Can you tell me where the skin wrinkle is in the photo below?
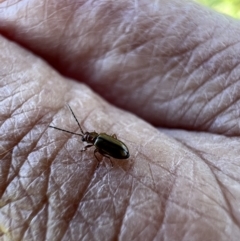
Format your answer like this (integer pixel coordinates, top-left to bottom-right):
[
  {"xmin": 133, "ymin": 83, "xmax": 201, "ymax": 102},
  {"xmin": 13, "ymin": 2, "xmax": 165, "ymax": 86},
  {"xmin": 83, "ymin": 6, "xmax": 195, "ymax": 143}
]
[
  {"xmin": 165, "ymin": 67, "xmax": 187, "ymax": 123},
  {"xmin": 167, "ymin": 187, "xmax": 226, "ymax": 226},
  {"xmin": 191, "ymin": 77, "xmax": 226, "ymax": 128},
  {"xmin": 226, "ymin": 124, "xmax": 239, "ymax": 136},
  {"xmin": 38, "ymin": 148, "xmax": 55, "ymax": 240},
  {"xmin": 1, "ymin": 90, "xmax": 36, "ymax": 112},
  {"xmin": 166, "ymin": 196, "xmax": 225, "ymax": 224},
  {"xmin": 0, "ymin": 110, "xmax": 50, "ymax": 199},
  {"xmin": 117, "ymin": 178, "xmax": 135, "ymax": 234},
  {"xmin": 125, "ymin": 166, "xmax": 174, "ymax": 230},
  {"xmin": 7, "ymin": 101, "xmax": 80, "ymax": 239},
  {"xmin": 203, "ymin": 43, "xmax": 240, "ymax": 77},
  {"xmin": 72, "ymin": 187, "xmax": 112, "ymax": 238},
  {"xmin": 58, "ymin": 10, "xmax": 74, "ymax": 51},
  {"xmin": 209, "ymin": 104, "xmax": 240, "ymax": 134},
  {"xmin": 148, "ymin": 162, "xmax": 157, "ymax": 191},
  {"xmin": 0, "ymin": 69, "xmax": 26, "ymax": 90},
  {"xmin": 153, "ymin": 164, "xmax": 179, "ymax": 239},
  {"xmin": 167, "ymin": 31, "xmax": 240, "ymax": 125},
  {"xmin": 25, "ymin": 204, "xmax": 47, "ymax": 241},
  {"xmin": 90, "ymin": 166, "xmax": 159, "ymax": 239},
  {"xmin": 121, "ymin": 196, "xmax": 159, "ymax": 240},
  {"xmin": 1, "ymin": 80, "xmax": 51, "ymax": 122},
  {"xmin": 193, "ymin": 184, "xmax": 229, "ymax": 214},
  {"xmin": 175, "ymin": 172, "xmax": 222, "ymax": 205},
  {"xmin": 203, "ymin": 155, "xmax": 240, "ymax": 190},
  {"xmin": 200, "ymin": 93, "xmax": 239, "ymax": 133},
  {"xmin": 1, "ymin": 89, "xmax": 33, "ymax": 119},
  {"xmin": 0, "ymin": 152, "xmax": 12, "ymax": 198},
  {"xmin": 133, "ymin": 223, "xmax": 154, "ymax": 241},
  {"xmin": 116, "ymin": 20, "xmax": 160, "ymax": 56},
  {"xmin": 57, "ymin": 169, "xmax": 97, "ymax": 239},
  {"xmin": 107, "ymin": 3, "xmax": 231, "ymax": 130},
  {"xmin": 164, "ymin": 25, "xmax": 237, "ymax": 130},
  {"xmin": 108, "ymin": 171, "xmax": 127, "ymax": 196},
  {"xmin": 174, "ymin": 139, "xmax": 239, "ymax": 227},
  {"xmin": 43, "ymin": 141, "xmax": 93, "ymax": 240},
  {"xmin": 5, "ymin": 184, "xmax": 41, "ymax": 239},
  {"xmin": 17, "ymin": 185, "xmax": 47, "ymax": 240},
  {"xmin": 181, "ymin": 67, "xmax": 239, "ymax": 130},
  {"xmin": 203, "ymin": 165, "xmax": 240, "ymax": 229},
  {"xmin": 9, "ymin": 123, "xmax": 46, "ymax": 181},
  {"xmin": 39, "ymin": 203, "xmax": 48, "ymax": 241},
  {"xmin": 116, "ymin": 178, "xmax": 134, "ymax": 240},
  {"xmin": 104, "ymin": 203, "xmax": 126, "ymax": 239}
]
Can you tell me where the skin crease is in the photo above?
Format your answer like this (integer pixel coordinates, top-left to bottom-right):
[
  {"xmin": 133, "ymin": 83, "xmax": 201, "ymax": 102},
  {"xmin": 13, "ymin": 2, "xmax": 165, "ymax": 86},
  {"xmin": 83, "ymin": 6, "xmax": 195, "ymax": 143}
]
[{"xmin": 0, "ymin": 0, "xmax": 240, "ymax": 240}]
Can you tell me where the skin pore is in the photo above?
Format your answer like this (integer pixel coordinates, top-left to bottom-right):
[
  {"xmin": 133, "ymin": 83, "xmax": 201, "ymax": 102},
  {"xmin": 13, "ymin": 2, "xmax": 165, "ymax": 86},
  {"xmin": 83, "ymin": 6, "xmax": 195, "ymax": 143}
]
[{"xmin": 1, "ymin": 0, "xmax": 240, "ymax": 240}]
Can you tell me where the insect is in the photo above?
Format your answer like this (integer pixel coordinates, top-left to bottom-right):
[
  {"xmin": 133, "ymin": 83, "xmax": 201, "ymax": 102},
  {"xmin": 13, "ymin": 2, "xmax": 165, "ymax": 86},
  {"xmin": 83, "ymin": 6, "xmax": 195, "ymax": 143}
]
[{"xmin": 49, "ymin": 104, "xmax": 130, "ymax": 168}]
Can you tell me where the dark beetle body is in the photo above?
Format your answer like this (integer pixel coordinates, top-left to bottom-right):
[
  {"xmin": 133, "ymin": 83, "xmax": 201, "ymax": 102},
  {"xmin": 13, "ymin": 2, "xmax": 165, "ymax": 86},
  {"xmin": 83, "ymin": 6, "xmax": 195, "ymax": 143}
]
[
  {"xmin": 89, "ymin": 133, "xmax": 129, "ymax": 159},
  {"xmin": 49, "ymin": 104, "xmax": 130, "ymax": 167},
  {"xmin": 82, "ymin": 131, "xmax": 129, "ymax": 161}
]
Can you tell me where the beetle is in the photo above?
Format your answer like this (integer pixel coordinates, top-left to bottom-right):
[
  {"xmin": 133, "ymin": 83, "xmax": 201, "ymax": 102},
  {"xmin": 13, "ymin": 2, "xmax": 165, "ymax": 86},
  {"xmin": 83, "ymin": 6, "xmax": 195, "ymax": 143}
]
[{"xmin": 49, "ymin": 104, "xmax": 130, "ymax": 168}]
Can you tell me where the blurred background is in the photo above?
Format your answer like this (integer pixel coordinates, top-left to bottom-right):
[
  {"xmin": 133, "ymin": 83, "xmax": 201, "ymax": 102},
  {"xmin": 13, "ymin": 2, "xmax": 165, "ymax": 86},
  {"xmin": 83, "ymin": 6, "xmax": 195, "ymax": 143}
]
[{"xmin": 196, "ymin": 0, "xmax": 240, "ymax": 18}]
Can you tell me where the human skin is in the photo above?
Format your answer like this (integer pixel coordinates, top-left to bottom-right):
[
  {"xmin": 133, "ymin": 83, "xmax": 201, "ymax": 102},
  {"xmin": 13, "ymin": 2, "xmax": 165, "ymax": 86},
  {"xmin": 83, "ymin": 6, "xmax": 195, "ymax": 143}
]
[{"xmin": 1, "ymin": 0, "xmax": 240, "ymax": 240}]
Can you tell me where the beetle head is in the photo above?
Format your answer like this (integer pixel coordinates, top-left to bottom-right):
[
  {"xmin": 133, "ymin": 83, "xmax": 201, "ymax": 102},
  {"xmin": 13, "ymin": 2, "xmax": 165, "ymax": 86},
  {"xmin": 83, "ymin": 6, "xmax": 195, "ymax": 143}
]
[{"xmin": 82, "ymin": 132, "xmax": 98, "ymax": 144}]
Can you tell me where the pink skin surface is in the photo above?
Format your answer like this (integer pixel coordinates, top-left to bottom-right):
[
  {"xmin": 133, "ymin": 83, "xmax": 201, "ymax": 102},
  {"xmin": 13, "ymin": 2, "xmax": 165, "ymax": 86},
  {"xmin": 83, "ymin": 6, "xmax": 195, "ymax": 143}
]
[{"xmin": 1, "ymin": 0, "xmax": 240, "ymax": 240}]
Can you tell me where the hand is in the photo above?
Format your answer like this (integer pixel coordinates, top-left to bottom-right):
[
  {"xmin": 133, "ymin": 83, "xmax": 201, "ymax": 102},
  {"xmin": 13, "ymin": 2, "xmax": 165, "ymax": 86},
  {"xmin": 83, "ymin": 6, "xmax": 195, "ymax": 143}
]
[{"xmin": 1, "ymin": 1, "xmax": 240, "ymax": 240}]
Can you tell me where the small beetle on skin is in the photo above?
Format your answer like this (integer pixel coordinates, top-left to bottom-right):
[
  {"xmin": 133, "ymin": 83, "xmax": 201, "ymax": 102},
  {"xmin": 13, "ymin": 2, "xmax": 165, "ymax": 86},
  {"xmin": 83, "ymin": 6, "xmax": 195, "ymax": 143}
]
[{"xmin": 49, "ymin": 104, "xmax": 130, "ymax": 168}]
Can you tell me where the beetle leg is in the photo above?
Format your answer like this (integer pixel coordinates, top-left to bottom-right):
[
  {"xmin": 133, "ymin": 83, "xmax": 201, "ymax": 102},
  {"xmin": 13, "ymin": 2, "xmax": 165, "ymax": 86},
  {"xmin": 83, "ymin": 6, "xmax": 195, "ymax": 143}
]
[
  {"xmin": 107, "ymin": 156, "xmax": 114, "ymax": 167},
  {"xmin": 94, "ymin": 149, "xmax": 113, "ymax": 168},
  {"xmin": 96, "ymin": 149, "xmax": 113, "ymax": 167},
  {"xmin": 80, "ymin": 144, "xmax": 93, "ymax": 152},
  {"xmin": 102, "ymin": 154, "xmax": 113, "ymax": 167},
  {"xmin": 112, "ymin": 134, "xmax": 117, "ymax": 139},
  {"xmin": 94, "ymin": 149, "xmax": 102, "ymax": 168}
]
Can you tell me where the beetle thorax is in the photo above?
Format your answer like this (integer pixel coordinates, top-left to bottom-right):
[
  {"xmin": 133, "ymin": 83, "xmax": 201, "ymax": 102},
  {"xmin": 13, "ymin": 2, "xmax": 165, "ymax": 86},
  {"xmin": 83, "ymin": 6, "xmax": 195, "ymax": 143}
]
[{"xmin": 82, "ymin": 131, "xmax": 99, "ymax": 144}]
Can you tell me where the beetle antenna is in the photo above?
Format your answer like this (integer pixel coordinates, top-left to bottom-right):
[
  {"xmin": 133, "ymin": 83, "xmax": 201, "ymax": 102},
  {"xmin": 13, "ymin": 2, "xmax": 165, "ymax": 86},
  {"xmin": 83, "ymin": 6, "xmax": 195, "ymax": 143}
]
[
  {"xmin": 67, "ymin": 104, "xmax": 85, "ymax": 134},
  {"xmin": 49, "ymin": 125, "xmax": 83, "ymax": 137}
]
